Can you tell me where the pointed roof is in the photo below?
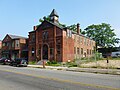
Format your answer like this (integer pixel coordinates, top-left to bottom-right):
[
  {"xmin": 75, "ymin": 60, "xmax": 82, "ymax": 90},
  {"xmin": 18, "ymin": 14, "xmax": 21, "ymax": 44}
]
[
  {"xmin": 8, "ymin": 34, "xmax": 27, "ymax": 39},
  {"xmin": 50, "ymin": 9, "xmax": 59, "ymax": 17}
]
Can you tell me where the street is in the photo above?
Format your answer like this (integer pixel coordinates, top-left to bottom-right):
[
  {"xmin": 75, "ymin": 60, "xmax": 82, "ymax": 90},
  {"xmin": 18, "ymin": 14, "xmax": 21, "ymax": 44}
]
[{"xmin": 0, "ymin": 65, "xmax": 119, "ymax": 90}]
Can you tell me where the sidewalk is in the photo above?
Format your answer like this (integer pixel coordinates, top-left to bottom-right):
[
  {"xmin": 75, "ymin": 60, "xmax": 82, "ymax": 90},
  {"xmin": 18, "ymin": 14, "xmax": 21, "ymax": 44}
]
[{"xmin": 28, "ymin": 65, "xmax": 120, "ymax": 75}]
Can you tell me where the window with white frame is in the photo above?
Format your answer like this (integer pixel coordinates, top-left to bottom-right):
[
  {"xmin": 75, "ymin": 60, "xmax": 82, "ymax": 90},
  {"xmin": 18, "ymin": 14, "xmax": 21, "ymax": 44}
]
[
  {"xmin": 67, "ymin": 30, "xmax": 72, "ymax": 37},
  {"xmin": 15, "ymin": 40, "xmax": 19, "ymax": 47}
]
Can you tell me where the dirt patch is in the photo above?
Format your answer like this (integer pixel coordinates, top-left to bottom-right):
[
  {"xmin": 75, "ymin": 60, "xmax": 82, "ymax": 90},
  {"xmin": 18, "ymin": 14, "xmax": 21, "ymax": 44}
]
[{"xmin": 80, "ymin": 60, "xmax": 120, "ymax": 69}]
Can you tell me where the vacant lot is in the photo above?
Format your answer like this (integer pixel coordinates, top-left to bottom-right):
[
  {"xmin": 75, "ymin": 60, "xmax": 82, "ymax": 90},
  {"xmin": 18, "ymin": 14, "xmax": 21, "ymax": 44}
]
[{"xmin": 80, "ymin": 60, "xmax": 120, "ymax": 69}]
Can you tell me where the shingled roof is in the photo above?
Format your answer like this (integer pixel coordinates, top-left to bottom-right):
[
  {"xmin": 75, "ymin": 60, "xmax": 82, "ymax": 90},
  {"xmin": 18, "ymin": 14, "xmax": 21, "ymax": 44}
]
[{"xmin": 8, "ymin": 34, "xmax": 27, "ymax": 39}]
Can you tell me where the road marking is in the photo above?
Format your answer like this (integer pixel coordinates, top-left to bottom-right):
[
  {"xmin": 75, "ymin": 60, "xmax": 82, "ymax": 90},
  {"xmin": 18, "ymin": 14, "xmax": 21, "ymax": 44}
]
[{"xmin": 0, "ymin": 69, "xmax": 119, "ymax": 90}]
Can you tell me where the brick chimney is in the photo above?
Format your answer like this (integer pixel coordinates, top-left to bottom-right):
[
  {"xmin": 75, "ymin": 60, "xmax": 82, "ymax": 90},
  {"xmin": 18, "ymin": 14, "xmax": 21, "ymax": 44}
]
[
  {"xmin": 77, "ymin": 23, "xmax": 80, "ymax": 34},
  {"xmin": 33, "ymin": 26, "xmax": 37, "ymax": 30}
]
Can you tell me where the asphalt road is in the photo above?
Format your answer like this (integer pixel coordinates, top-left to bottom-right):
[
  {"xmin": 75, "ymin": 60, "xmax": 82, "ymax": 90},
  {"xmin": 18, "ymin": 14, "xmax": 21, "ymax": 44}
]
[{"xmin": 0, "ymin": 65, "xmax": 119, "ymax": 90}]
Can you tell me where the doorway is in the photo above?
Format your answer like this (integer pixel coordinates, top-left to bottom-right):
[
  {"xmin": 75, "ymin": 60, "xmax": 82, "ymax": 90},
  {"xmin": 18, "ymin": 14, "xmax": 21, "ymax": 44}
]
[{"xmin": 42, "ymin": 44, "xmax": 48, "ymax": 60}]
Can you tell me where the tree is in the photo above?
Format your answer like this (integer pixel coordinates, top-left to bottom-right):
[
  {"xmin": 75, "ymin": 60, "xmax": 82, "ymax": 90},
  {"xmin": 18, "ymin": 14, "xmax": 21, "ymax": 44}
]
[
  {"xmin": 84, "ymin": 23, "xmax": 120, "ymax": 49},
  {"xmin": 39, "ymin": 15, "xmax": 50, "ymax": 23},
  {"xmin": 67, "ymin": 24, "xmax": 77, "ymax": 32},
  {"xmin": 67, "ymin": 24, "xmax": 85, "ymax": 35},
  {"xmin": 39, "ymin": 15, "xmax": 66, "ymax": 27}
]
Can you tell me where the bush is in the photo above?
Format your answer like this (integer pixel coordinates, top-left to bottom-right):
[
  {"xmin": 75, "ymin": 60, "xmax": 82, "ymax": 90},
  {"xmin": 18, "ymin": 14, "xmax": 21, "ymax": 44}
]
[
  {"xmin": 29, "ymin": 61, "xmax": 36, "ymax": 65},
  {"xmin": 51, "ymin": 61, "xmax": 57, "ymax": 64},
  {"xmin": 46, "ymin": 60, "xmax": 61, "ymax": 66},
  {"xmin": 66, "ymin": 61, "xmax": 78, "ymax": 67}
]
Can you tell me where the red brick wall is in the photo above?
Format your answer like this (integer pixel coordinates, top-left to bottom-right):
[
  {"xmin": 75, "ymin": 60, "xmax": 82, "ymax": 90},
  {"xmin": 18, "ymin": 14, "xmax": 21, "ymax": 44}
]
[
  {"xmin": 28, "ymin": 32, "xmax": 36, "ymax": 61},
  {"xmin": 62, "ymin": 30, "xmax": 74, "ymax": 62},
  {"xmin": 28, "ymin": 21, "xmax": 95, "ymax": 62}
]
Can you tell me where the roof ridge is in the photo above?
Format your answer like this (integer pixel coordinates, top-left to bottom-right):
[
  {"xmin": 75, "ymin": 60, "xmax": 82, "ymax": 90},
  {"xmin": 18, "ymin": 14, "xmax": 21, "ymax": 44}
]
[{"xmin": 8, "ymin": 34, "xmax": 27, "ymax": 39}]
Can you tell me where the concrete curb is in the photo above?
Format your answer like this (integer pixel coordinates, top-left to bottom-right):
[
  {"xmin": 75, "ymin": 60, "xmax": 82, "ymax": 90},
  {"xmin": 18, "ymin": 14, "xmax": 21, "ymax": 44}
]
[{"xmin": 27, "ymin": 65, "xmax": 120, "ymax": 75}]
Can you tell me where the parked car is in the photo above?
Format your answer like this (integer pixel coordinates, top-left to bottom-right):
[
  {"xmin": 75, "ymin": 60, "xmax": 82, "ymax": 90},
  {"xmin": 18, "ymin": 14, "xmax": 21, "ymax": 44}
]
[
  {"xmin": 11, "ymin": 58, "xmax": 28, "ymax": 67},
  {"xmin": 6, "ymin": 59, "xmax": 14, "ymax": 65},
  {"xmin": 0, "ymin": 57, "xmax": 7, "ymax": 65},
  {"xmin": 0, "ymin": 57, "xmax": 11, "ymax": 65},
  {"xmin": 0, "ymin": 57, "xmax": 12, "ymax": 65},
  {"xmin": 111, "ymin": 51, "xmax": 120, "ymax": 58}
]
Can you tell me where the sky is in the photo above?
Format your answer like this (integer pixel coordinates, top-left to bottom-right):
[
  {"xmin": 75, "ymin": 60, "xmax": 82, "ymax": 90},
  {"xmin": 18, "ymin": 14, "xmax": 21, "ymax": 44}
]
[{"xmin": 0, "ymin": 0, "xmax": 120, "ymax": 45}]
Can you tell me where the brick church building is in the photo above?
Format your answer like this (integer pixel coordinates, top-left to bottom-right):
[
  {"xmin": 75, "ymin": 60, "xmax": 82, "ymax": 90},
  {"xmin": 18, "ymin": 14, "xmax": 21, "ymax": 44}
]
[{"xmin": 28, "ymin": 9, "xmax": 95, "ymax": 62}]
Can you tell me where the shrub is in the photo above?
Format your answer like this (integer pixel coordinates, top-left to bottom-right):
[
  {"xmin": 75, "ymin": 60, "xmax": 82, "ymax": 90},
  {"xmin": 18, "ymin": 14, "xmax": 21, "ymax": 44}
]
[
  {"xmin": 29, "ymin": 61, "xmax": 36, "ymax": 65},
  {"xmin": 46, "ymin": 60, "xmax": 61, "ymax": 66}
]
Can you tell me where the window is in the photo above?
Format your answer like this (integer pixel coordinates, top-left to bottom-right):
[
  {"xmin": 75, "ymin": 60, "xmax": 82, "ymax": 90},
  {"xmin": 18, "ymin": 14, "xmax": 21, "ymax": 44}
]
[
  {"xmin": 77, "ymin": 47, "xmax": 79, "ymax": 54},
  {"xmin": 3, "ymin": 42, "xmax": 8, "ymax": 46},
  {"xmin": 92, "ymin": 50, "xmax": 94, "ymax": 54},
  {"xmin": 57, "ymin": 45, "xmax": 60, "ymax": 54},
  {"xmin": 15, "ymin": 40, "xmax": 19, "ymax": 47},
  {"xmin": 79, "ymin": 37, "xmax": 80, "ymax": 43},
  {"xmin": 42, "ymin": 31, "xmax": 48, "ymax": 40},
  {"xmin": 38, "ymin": 48, "xmax": 41, "ymax": 55},
  {"xmin": 12, "ymin": 41, "xmax": 14, "ymax": 47},
  {"xmin": 6, "ymin": 36, "xmax": 8, "ymax": 40},
  {"xmin": 69, "ymin": 30, "xmax": 72, "ymax": 37},
  {"xmin": 67, "ymin": 30, "xmax": 72, "ymax": 37},
  {"xmin": 80, "ymin": 37, "xmax": 83, "ymax": 44},
  {"xmin": 50, "ymin": 48, "xmax": 54, "ymax": 55},
  {"xmin": 84, "ymin": 38, "xmax": 86, "ymax": 45},
  {"xmin": 90, "ymin": 41, "xmax": 91, "ymax": 46},
  {"xmin": 81, "ymin": 48, "xmax": 83, "ymax": 54},
  {"xmin": 2, "ymin": 43, "xmax": 5, "ymax": 46},
  {"xmin": 87, "ymin": 40, "xmax": 89, "ymax": 46},
  {"xmin": 74, "ymin": 47, "xmax": 76, "ymax": 54},
  {"xmin": 90, "ymin": 49, "xmax": 91, "ymax": 55},
  {"xmin": 32, "ymin": 48, "xmax": 34, "ymax": 56},
  {"xmin": 77, "ymin": 37, "xmax": 79, "ymax": 44},
  {"xmin": 87, "ymin": 49, "xmax": 89, "ymax": 55},
  {"xmin": 31, "ymin": 34, "xmax": 35, "ymax": 42}
]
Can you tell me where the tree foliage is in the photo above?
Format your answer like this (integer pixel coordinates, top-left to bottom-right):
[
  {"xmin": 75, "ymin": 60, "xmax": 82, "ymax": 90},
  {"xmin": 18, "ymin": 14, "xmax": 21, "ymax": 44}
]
[
  {"xmin": 84, "ymin": 23, "xmax": 120, "ymax": 48},
  {"xmin": 39, "ymin": 15, "xmax": 66, "ymax": 27},
  {"xmin": 39, "ymin": 15, "xmax": 50, "ymax": 23},
  {"xmin": 67, "ymin": 24, "xmax": 77, "ymax": 32},
  {"xmin": 67, "ymin": 24, "xmax": 85, "ymax": 34}
]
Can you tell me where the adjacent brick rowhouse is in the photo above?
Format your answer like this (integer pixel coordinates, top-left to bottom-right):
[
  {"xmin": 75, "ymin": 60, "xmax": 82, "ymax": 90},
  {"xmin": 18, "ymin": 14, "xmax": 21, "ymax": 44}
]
[
  {"xmin": 1, "ymin": 34, "xmax": 28, "ymax": 59},
  {"xmin": 28, "ymin": 9, "xmax": 95, "ymax": 62}
]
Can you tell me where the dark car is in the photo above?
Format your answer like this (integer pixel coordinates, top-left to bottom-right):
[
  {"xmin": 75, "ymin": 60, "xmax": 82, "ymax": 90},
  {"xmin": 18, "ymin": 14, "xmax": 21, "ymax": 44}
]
[
  {"xmin": 11, "ymin": 58, "xmax": 28, "ymax": 67},
  {"xmin": 7, "ymin": 59, "xmax": 14, "ymax": 65},
  {"xmin": 0, "ymin": 57, "xmax": 11, "ymax": 65}
]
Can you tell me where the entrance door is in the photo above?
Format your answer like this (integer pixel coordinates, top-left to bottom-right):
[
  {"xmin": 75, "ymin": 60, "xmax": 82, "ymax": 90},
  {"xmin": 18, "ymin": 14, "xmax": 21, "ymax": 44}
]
[{"xmin": 42, "ymin": 44, "xmax": 48, "ymax": 60}]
